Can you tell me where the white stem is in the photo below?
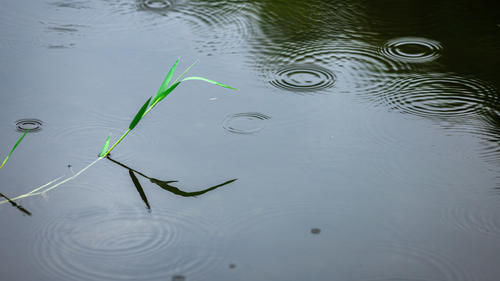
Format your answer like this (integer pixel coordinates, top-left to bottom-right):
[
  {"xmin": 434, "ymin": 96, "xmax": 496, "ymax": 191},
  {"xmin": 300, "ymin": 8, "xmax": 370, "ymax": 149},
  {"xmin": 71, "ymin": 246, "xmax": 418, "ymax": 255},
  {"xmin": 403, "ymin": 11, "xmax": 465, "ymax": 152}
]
[{"xmin": 0, "ymin": 157, "xmax": 103, "ymax": 205}]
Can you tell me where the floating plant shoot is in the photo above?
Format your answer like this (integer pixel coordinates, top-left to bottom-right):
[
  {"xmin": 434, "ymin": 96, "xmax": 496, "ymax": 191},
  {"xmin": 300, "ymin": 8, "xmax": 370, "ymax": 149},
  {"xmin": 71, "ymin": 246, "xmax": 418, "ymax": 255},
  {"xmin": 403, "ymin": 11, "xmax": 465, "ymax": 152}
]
[
  {"xmin": 101, "ymin": 58, "xmax": 237, "ymax": 158},
  {"xmin": 0, "ymin": 129, "xmax": 29, "ymax": 169},
  {"xmin": 0, "ymin": 58, "xmax": 237, "ymax": 205}
]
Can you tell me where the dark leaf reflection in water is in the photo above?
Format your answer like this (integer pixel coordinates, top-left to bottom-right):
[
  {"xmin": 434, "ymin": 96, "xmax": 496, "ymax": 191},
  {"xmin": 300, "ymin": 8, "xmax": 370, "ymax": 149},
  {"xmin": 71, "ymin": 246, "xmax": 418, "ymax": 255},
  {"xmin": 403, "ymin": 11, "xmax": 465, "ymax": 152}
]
[
  {"xmin": 1, "ymin": 0, "xmax": 500, "ymax": 281},
  {"xmin": 107, "ymin": 155, "xmax": 237, "ymax": 201}
]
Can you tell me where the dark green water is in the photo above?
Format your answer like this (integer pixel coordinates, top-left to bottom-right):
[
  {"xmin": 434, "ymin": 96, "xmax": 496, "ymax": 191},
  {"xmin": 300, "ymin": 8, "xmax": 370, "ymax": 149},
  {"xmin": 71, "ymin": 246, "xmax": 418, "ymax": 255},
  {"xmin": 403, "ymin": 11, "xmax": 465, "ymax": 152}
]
[{"xmin": 1, "ymin": 0, "xmax": 500, "ymax": 280}]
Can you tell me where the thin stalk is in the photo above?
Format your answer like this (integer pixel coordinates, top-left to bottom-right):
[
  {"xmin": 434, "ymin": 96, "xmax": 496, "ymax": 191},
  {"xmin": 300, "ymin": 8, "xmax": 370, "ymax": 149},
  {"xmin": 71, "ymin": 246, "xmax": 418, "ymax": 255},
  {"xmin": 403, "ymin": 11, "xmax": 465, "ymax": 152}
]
[
  {"xmin": 0, "ymin": 176, "xmax": 64, "ymax": 205},
  {"xmin": 144, "ymin": 97, "xmax": 162, "ymax": 115},
  {"xmin": 40, "ymin": 157, "xmax": 102, "ymax": 195},
  {"xmin": 0, "ymin": 157, "xmax": 101, "ymax": 205},
  {"xmin": 103, "ymin": 129, "xmax": 131, "ymax": 157},
  {"xmin": 172, "ymin": 60, "xmax": 198, "ymax": 85}
]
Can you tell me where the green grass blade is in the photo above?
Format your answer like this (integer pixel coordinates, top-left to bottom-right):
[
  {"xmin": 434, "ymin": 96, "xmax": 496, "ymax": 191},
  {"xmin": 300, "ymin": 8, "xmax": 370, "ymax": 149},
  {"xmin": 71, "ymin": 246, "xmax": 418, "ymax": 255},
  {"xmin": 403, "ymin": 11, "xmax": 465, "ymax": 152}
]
[
  {"xmin": 154, "ymin": 81, "xmax": 181, "ymax": 105},
  {"xmin": 152, "ymin": 58, "xmax": 179, "ymax": 105},
  {"xmin": 98, "ymin": 135, "xmax": 111, "ymax": 157},
  {"xmin": 0, "ymin": 130, "xmax": 29, "ymax": 169},
  {"xmin": 172, "ymin": 60, "xmax": 198, "ymax": 85},
  {"xmin": 182, "ymin": 76, "xmax": 238, "ymax": 90},
  {"xmin": 129, "ymin": 97, "xmax": 152, "ymax": 130}
]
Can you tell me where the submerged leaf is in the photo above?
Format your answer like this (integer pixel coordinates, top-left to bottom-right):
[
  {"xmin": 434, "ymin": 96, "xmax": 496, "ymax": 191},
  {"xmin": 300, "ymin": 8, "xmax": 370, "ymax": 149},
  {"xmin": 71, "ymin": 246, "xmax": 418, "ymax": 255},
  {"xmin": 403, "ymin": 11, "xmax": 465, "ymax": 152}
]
[
  {"xmin": 129, "ymin": 97, "xmax": 152, "ymax": 130},
  {"xmin": 0, "ymin": 129, "xmax": 29, "ymax": 169},
  {"xmin": 154, "ymin": 81, "xmax": 181, "ymax": 105},
  {"xmin": 99, "ymin": 135, "xmax": 111, "ymax": 157},
  {"xmin": 182, "ymin": 76, "xmax": 238, "ymax": 90},
  {"xmin": 153, "ymin": 58, "xmax": 179, "ymax": 105}
]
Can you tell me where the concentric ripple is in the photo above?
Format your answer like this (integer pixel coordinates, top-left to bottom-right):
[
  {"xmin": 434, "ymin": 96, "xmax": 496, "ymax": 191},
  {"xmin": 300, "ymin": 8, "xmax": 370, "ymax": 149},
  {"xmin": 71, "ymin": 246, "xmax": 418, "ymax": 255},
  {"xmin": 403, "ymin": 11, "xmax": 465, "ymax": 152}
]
[
  {"xmin": 372, "ymin": 74, "xmax": 498, "ymax": 119},
  {"xmin": 33, "ymin": 206, "xmax": 219, "ymax": 281},
  {"xmin": 380, "ymin": 37, "xmax": 443, "ymax": 63},
  {"xmin": 101, "ymin": 0, "xmax": 258, "ymax": 54},
  {"xmin": 16, "ymin": 119, "xmax": 43, "ymax": 132},
  {"xmin": 254, "ymin": 40, "xmax": 416, "ymax": 95},
  {"xmin": 269, "ymin": 64, "xmax": 336, "ymax": 92},
  {"xmin": 223, "ymin": 112, "xmax": 270, "ymax": 134},
  {"xmin": 137, "ymin": 0, "xmax": 173, "ymax": 12}
]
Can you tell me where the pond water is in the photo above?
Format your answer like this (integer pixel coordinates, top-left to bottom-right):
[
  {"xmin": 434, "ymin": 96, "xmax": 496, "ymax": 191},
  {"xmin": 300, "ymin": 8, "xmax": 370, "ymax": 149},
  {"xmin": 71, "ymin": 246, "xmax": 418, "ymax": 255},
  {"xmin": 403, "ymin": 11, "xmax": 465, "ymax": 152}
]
[{"xmin": 1, "ymin": 0, "xmax": 500, "ymax": 280}]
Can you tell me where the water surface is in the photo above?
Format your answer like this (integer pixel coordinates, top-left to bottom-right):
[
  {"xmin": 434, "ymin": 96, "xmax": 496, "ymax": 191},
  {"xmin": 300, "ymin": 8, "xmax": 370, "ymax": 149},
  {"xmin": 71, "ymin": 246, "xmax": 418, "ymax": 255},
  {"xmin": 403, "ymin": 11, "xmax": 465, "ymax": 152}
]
[{"xmin": 1, "ymin": 0, "xmax": 500, "ymax": 280}]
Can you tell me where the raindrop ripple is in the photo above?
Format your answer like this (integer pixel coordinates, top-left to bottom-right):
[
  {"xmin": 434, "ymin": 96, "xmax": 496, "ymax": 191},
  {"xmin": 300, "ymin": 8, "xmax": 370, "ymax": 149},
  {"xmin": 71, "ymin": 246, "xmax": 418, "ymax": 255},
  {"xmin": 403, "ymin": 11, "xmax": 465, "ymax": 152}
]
[
  {"xmin": 380, "ymin": 37, "xmax": 443, "ymax": 63},
  {"xmin": 372, "ymin": 74, "xmax": 498, "ymax": 119},
  {"xmin": 269, "ymin": 64, "xmax": 336, "ymax": 92},
  {"xmin": 137, "ymin": 0, "xmax": 173, "ymax": 12},
  {"xmin": 254, "ymin": 41, "xmax": 414, "ymax": 95},
  {"xmin": 223, "ymin": 112, "xmax": 271, "ymax": 134},
  {"xmin": 16, "ymin": 119, "xmax": 43, "ymax": 132},
  {"xmin": 33, "ymin": 206, "xmax": 219, "ymax": 281}
]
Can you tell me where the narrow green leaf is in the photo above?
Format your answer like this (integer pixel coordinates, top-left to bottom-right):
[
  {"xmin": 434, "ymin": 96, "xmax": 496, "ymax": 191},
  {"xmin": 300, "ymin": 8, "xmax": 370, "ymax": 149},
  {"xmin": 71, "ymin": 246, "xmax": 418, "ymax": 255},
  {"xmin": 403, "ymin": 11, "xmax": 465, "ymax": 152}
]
[
  {"xmin": 171, "ymin": 60, "xmax": 198, "ymax": 85},
  {"xmin": 99, "ymin": 135, "xmax": 111, "ymax": 157},
  {"xmin": 0, "ymin": 130, "xmax": 29, "ymax": 169},
  {"xmin": 152, "ymin": 58, "xmax": 179, "ymax": 105},
  {"xmin": 129, "ymin": 97, "xmax": 152, "ymax": 130},
  {"xmin": 154, "ymin": 81, "xmax": 181, "ymax": 105},
  {"xmin": 182, "ymin": 76, "xmax": 238, "ymax": 90}
]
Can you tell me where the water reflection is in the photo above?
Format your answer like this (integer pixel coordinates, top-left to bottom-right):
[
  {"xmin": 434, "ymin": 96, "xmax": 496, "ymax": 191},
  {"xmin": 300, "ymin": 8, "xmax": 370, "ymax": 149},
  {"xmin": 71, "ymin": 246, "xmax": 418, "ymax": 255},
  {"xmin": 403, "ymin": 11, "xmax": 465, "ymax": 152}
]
[
  {"xmin": 107, "ymin": 156, "xmax": 236, "ymax": 209},
  {"xmin": 252, "ymin": 0, "xmax": 371, "ymax": 43},
  {"xmin": 0, "ymin": 192, "xmax": 31, "ymax": 216},
  {"xmin": 245, "ymin": 0, "xmax": 500, "ymax": 164},
  {"xmin": 128, "ymin": 169, "xmax": 151, "ymax": 211},
  {"xmin": 478, "ymin": 110, "xmax": 500, "ymax": 164}
]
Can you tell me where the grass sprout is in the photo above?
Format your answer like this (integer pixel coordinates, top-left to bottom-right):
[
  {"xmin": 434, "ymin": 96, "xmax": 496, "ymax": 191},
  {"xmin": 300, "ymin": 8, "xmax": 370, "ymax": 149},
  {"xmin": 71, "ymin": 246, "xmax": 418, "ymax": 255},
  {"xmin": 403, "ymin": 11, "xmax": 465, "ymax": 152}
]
[
  {"xmin": 102, "ymin": 58, "xmax": 237, "ymax": 157},
  {"xmin": 1, "ymin": 58, "xmax": 237, "ymax": 204}
]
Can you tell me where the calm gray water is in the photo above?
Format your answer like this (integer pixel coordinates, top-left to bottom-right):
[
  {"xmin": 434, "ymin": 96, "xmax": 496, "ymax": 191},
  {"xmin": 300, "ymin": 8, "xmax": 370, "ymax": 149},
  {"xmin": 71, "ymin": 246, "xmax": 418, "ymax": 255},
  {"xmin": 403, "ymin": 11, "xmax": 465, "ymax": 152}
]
[{"xmin": 1, "ymin": 0, "xmax": 500, "ymax": 280}]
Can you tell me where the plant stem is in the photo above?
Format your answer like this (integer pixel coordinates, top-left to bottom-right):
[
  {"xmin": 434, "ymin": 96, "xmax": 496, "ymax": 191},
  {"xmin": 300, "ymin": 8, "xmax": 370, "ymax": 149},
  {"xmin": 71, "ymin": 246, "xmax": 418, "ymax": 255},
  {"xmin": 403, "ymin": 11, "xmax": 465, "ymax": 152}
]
[
  {"xmin": 40, "ymin": 157, "xmax": 102, "ymax": 195},
  {"xmin": 103, "ymin": 129, "xmax": 131, "ymax": 157},
  {"xmin": 172, "ymin": 60, "xmax": 198, "ymax": 85},
  {"xmin": 0, "ymin": 176, "xmax": 63, "ymax": 205},
  {"xmin": 0, "ymin": 156, "xmax": 103, "ymax": 205}
]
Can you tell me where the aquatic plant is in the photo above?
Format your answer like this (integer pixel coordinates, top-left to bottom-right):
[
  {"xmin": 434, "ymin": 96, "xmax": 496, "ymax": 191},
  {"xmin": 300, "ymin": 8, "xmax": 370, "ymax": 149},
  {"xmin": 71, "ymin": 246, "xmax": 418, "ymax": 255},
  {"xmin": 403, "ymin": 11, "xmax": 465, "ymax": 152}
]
[
  {"xmin": 0, "ymin": 129, "xmax": 29, "ymax": 169},
  {"xmin": 100, "ymin": 58, "xmax": 236, "ymax": 157},
  {"xmin": 0, "ymin": 59, "xmax": 237, "ymax": 205}
]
